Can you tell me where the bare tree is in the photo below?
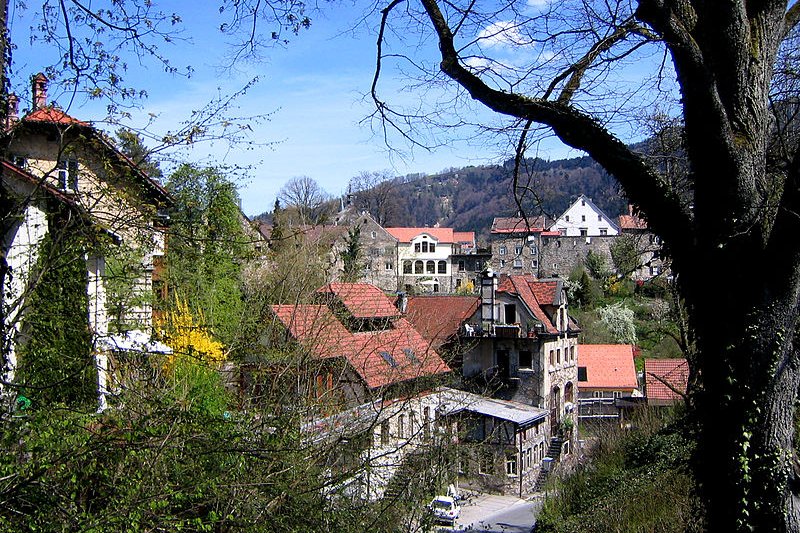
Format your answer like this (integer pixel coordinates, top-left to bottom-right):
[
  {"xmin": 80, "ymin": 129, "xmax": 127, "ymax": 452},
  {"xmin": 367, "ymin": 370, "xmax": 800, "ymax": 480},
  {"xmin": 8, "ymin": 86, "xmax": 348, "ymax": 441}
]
[
  {"xmin": 278, "ymin": 175, "xmax": 332, "ymax": 226},
  {"xmin": 348, "ymin": 170, "xmax": 399, "ymax": 225},
  {"xmin": 370, "ymin": 0, "xmax": 800, "ymax": 529}
]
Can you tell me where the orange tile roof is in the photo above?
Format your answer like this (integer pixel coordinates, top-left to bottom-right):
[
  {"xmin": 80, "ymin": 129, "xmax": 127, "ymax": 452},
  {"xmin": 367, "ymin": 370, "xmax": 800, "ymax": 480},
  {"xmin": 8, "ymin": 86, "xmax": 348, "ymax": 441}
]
[
  {"xmin": 405, "ymin": 295, "xmax": 480, "ymax": 348},
  {"xmin": 271, "ymin": 292, "xmax": 450, "ymax": 389},
  {"xmin": 317, "ymin": 283, "xmax": 400, "ymax": 318},
  {"xmin": 385, "ymin": 227, "xmax": 455, "ymax": 243},
  {"xmin": 618, "ymin": 214, "xmax": 649, "ymax": 230},
  {"xmin": 491, "ymin": 216, "xmax": 549, "ymax": 234},
  {"xmin": 453, "ymin": 231, "xmax": 475, "ymax": 243},
  {"xmin": 578, "ymin": 344, "xmax": 638, "ymax": 390},
  {"xmin": 24, "ymin": 107, "xmax": 90, "ymax": 127},
  {"xmin": 644, "ymin": 358, "xmax": 688, "ymax": 405}
]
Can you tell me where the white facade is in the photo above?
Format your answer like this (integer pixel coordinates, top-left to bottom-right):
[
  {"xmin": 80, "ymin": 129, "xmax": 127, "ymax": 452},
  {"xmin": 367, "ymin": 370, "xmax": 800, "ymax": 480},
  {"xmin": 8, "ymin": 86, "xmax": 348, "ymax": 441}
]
[
  {"xmin": 397, "ymin": 232, "xmax": 454, "ymax": 292},
  {"xmin": 550, "ymin": 195, "xmax": 620, "ymax": 237}
]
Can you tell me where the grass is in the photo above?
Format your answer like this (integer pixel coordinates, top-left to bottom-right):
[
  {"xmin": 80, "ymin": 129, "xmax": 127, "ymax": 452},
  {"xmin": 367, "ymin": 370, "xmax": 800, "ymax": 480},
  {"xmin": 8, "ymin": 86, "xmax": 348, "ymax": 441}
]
[{"xmin": 536, "ymin": 408, "xmax": 702, "ymax": 533}]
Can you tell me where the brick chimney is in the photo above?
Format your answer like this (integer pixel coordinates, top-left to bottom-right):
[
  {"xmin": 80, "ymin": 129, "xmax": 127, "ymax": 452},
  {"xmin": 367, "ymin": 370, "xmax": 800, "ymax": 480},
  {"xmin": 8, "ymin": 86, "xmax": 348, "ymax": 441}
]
[
  {"xmin": 5, "ymin": 93, "xmax": 18, "ymax": 129},
  {"xmin": 32, "ymin": 73, "xmax": 48, "ymax": 110}
]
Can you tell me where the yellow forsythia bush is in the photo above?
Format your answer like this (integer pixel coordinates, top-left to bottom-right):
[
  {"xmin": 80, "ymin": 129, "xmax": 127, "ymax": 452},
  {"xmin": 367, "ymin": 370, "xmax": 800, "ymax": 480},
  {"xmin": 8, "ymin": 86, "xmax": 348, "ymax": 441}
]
[{"xmin": 161, "ymin": 297, "xmax": 226, "ymax": 369}]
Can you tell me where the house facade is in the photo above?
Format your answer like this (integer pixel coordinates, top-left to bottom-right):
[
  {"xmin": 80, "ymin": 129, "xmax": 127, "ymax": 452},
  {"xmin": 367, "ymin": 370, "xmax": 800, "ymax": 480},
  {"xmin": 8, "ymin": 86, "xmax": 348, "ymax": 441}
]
[
  {"xmin": 388, "ymin": 227, "xmax": 475, "ymax": 294},
  {"xmin": 577, "ymin": 344, "xmax": 640, "ymax": 422},
  {"xmin": 1, "ymin": 74, "xmax": 172, "ymax": 410},
  {"xmin": 405, "ymin": 272, "xmax": 580, "ymax": 495},
  {"xmin": 549, "ymin": 195, "xmax": 620, "ymax": 237}
]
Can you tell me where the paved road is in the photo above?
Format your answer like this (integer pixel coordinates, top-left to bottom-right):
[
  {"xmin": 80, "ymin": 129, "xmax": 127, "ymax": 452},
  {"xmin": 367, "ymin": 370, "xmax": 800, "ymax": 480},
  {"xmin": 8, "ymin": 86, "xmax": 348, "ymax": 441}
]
[{"xmin": 432, "ymin": 493, "xmax": 541, "ymax": 533}]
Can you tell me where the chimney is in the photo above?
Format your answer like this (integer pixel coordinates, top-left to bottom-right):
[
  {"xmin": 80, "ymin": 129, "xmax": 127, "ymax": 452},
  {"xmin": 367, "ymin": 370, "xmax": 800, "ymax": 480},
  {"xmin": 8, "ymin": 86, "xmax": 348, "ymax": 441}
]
[
  {"xmin": 628, "ymin": 204, "xmax": 634, "ymax": 216},
  {"xmin": 5, "ymin": 93, "xmax": 18, "ymax": 129},
  {"xmin": 32, "ymin": 73, "xmax": 48, "ymax": 110}
]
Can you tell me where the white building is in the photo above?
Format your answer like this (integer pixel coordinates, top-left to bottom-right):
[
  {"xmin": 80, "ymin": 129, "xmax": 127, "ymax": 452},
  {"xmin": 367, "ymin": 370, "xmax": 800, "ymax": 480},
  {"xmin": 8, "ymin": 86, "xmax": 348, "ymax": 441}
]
[{"xmin": 550, "ymin": 195, "xmax": 620, "ymax": 237}]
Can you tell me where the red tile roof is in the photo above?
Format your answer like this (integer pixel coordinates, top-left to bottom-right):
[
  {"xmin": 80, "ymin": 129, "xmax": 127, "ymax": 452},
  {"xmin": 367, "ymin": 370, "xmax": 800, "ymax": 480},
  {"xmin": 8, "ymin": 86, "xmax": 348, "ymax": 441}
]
[
  {"xmin": 491, "ymin": 216, "xmax": 550, "ymax": 234},
  {"xmin": 578, "ymin": 344, "xmax": 639, "ymax": 391},
  {"xmin": 530, "ymin": 280, "xmax": 559, "ymax": 305},
  {"xmin": 24, "ymin": 107, "xmax": 90, "ymax": 127},
  {"xmin": 405, "ymin": 295, "xmax": 480, "ymax": 348},
  {"xmin": 385, "ymin": 227, "xmax": 456, "ymax": 243},
  {"xmin": 497, "ymin": 275, "xmax": 559, "ymax": 334},
  {"xmin": 644, "ymin": 358, "xmax": 689, "ymax": 405},
  {"xmin": 317, "ymin": 283, "xmax": 400, "ymax": 318},
  {"xmin": 271, "ymin": 287, "xmax": 450, "ymax": 389}
]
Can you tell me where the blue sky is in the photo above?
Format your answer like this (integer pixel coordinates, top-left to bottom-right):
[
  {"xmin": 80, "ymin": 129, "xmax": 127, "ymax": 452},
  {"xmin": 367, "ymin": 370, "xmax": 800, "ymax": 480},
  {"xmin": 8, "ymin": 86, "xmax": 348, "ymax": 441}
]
[{"xmin": 5, "ymin": 2, "xmax": 608, "ymax": 216}]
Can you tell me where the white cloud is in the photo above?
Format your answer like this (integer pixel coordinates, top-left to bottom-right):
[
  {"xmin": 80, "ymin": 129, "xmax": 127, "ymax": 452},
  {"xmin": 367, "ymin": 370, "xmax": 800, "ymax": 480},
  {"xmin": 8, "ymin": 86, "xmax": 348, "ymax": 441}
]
[
  {"xmin": 527, "ymin": 0, "xmax": 551, "ymax": 7},
  {"xmin": 477, "ymin": 21, "xmax": 529, "ymax": 48}
]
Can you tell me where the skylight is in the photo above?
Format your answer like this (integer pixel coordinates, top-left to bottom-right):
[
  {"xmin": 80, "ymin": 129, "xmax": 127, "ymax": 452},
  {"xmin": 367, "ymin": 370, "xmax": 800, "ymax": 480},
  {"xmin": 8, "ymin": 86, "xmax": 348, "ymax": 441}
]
[
  {"xmin": 380, "ymin": 351, "xmax": 398, "ymax": 368},
  {"xmin": 403, "ymin": 348, "xmax": 420, "ymax": 365}
]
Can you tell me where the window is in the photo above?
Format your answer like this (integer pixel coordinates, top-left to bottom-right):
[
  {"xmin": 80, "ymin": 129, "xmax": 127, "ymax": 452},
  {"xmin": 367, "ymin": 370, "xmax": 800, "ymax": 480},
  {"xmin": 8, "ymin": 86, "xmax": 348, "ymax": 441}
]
[
  {"xmin": 57, "ymin": 159, "xmax": 78, "ymax": 191},
  {"xmin": 526, "ymin": 448, "xmax": 533, "ymax": 471},
  {"xmin": 593, "ymin": 391, "xmax": 603, "ymax": 398},
  {"xmin": 385, "ymin": 261, "xmax": 393, "ymax": 270},
  {"xmin": 532, "ymin": 260, "xmax": 538, "ymax": 268},
  {"xmin": 423, "ymin": 407, "xmax": 431, "ymax": 439},
  {"xmin": 499, "ymin": 259, "xmax": 506, "ymax": 267},
  {"xmin": 565, "ymin": 215, "xmax": 570, "ymax": 222},
  {"xmin": 504, "ymin": 304, "xmax": 517, "ymax": 323},
  {"xmin": 549, "ymin": 350, "xmax": 555, "ymax": 366},
  {"xmin": 426, "ymin": 260, "xmax": 435, "ymax": 274},
  {"xmin": 437, "ymin": 261, "xmax": 446, "ymax": 274},
  {"xmin": 381, "ymin": 420, "xmax": 390, "ymax": 445},
  {"xmin": 414, "ymin": 242, "xmax": 421, "ymax": 252},
  {"xmin": 557, "ymin": 348, "xmax": 561, "ymax": 364},
  {"xmin": 422, "ymin": 241, "xmax": 429, "ymax": 253},
  {"xmin": 499, "ymin": 245, "xmax": 507, "ymax": 255},
  {"xmin": 398, "ymin": 414, "xmax": 406, "ymax": 439},
  {"xmin": 529, "ymin": 245, "xmax": 537, "ymax": 255},
  {"xmin": 458, "ymin": 260, "xmax": 465, "ymax": 271},
  {"xmin": 570, "ymin": 346, "xmax": 575, "ymax": 361},
  {"xmin": 380, "ymin": 351, "xmax": 398, "ymax": 368},
  {"xmin": 599, "ymin": 228, "xmax": 608, "ymax": 235},
  {"xmin": 514, "ymin": 245, "xmax": 523, "ymax": 255},
  {"xmin": 430, "ymin": 243, "xmax": 436, "ymax": 253},
  {"xmin": 650, "ymin": 266, "xmax": 661, "ymax": 276},
  {"xmin": 580, "ymin": 228, "xmax": 588, "ymax": 236},
  {"xmin": 613, "ymin": 391, "xmax": 623, "ymax": 399},
  {"xmin": 505, "ymin": 454, "xmax": 518, "ymax": 476},
  {"xmin": 598, "ymin": 214, "xmax": 602, "ymax": 221},
  {"xmin": 403, "ymin": 261, "xmax": 412, "ymax": 274},
  {"xmin": 414, "ymin": 260, "xmax": 424, "ymax": 274},
  {"xmin": 581, "ymin": 215, "xmax": 586, "ymax": 222},
  {"xmin": 581, "ymin": 199, "xmax": 586, "ymax": 206},
  {"xmin": 519, "ymin": 350, "xmax": 532, "ymax": 369},
  {"xmin": 371, "ymin": 231, "xmax": 377, "ymax": 238},
  {"xmin": 578, "ymin": 366, "xmax": 587, "ymax": 381},
  {"xmin": 455, "ymin": 278, "xmax": 462, "ymax": 288},
  {"xmin": 403, "ymin": 348, "xmax": 419, "ymax": 365},
  {"xmin": 513, "ymin": 258, "xmax": 523, "ymax": 268}
]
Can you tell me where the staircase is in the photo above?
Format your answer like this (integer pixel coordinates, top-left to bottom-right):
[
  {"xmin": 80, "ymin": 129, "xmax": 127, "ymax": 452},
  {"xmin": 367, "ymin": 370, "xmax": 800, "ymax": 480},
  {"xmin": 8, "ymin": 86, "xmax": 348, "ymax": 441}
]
[{"xmin": 533, "ymin": 436, "xmax": 565, "ymax": 491}]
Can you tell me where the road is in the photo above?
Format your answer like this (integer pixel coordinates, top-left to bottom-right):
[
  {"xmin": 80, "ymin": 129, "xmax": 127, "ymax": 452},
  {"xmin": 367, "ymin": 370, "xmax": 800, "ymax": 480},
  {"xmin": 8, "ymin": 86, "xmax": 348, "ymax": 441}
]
[
  {"xmin": 431, "ymin": 493, "xmax": 541, "ymax": 533},
  {"xmin": 457, "ymin": 499, "xmax": 540, "ymax": 532}
]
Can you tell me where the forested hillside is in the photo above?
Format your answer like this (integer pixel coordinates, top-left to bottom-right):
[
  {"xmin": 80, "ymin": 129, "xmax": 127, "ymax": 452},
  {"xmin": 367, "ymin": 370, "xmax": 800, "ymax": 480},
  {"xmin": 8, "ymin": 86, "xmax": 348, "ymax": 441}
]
[{"xmin": 257, "ymin": 155, "xmax": 629, "ymax": 240}]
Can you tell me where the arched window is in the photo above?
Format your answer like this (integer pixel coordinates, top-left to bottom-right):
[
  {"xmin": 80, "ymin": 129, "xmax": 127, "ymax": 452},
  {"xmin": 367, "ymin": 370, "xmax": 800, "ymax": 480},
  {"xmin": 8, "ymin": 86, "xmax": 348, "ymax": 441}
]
[
  {"xmin": 426, "ymin": 260, "xmax": 435, "ymax": 274},
  {"xmin": 403, "ymin": 260, "xmax": 412, "ymax": 274},
  {"xmin": 414, "ymin": 260, "xmax": 424, "ymax": 274},
  {"xmin": 437, "ymin": 261, "xmax": 446, "ymax": 274},
  {"xmin": 564, "ymin": 382, "xmax": 575, "ymax": 403}
]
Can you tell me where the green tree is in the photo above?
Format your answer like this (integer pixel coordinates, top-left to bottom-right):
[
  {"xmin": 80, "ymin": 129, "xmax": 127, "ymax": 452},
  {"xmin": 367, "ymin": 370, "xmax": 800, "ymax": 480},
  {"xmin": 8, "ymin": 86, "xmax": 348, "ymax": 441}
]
[
  {"xmin": 341, "ymin": 224, "xmax": 363, "ymax": 282},
  {"xmin": 165, "ymin": 164, "xmax": 249, "ymax": 355}
]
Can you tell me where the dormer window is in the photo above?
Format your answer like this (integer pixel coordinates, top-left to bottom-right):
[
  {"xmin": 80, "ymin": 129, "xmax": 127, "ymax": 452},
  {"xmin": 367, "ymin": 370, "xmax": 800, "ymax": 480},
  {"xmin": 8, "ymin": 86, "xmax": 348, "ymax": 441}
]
[{"xmin": 57, "ymin": 159, "xmax": 78, "ymax": 191}]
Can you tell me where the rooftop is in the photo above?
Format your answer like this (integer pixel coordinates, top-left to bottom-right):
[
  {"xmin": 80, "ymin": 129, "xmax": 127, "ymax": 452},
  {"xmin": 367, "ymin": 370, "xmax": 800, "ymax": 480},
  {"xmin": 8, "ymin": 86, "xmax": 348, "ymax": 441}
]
[
  {"xmin": 405, "ymin": 295, "xmax": 480, "ymax": 349},
  {"xmin": 578, "ymin": 344, "xmax": 639, "ymax": 390},
  {"xmin": 644, "ymin": 358, "xmax": 689, "ymax": 405}
]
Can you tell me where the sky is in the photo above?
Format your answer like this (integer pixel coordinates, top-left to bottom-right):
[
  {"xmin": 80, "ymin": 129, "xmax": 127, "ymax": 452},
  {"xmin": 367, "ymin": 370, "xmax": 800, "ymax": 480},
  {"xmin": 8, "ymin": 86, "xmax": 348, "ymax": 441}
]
[{"xmin": 4, "ymin": 2, "xmax": 627, "ymax": 216}]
